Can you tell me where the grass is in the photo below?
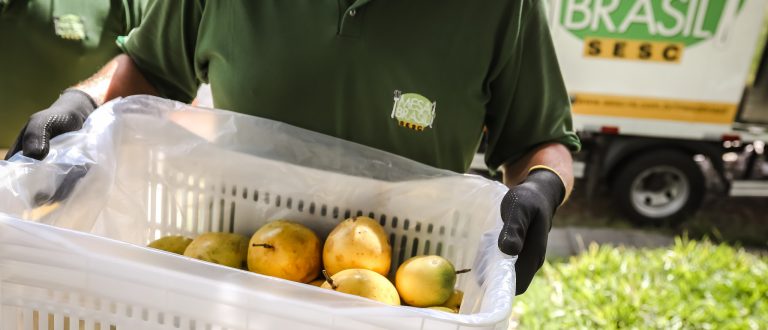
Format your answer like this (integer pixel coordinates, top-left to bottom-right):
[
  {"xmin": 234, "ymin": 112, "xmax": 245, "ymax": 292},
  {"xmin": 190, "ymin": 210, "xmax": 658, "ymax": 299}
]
[{"xmin": 512, "ymin": 238, "xmax": 768, "ymax": 329}]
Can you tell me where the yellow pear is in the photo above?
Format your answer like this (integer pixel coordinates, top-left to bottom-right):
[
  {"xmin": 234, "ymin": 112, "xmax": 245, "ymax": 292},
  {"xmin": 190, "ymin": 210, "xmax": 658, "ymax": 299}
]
[
  {"xmin": 248, "ymin": 220, "xmax": 321, "ymax": 283},
  {"xmin": 148, "ymin": 235, "xmax": 193, "ymax": 254},
  {"xmin": 440, "ymin": 289, "xmax": 464, "ymax": 311},
  {"xmin": 321, "ymin": 269, "xmax": 400, "ymax": 305},
  {"xmin": 427, "ymin": 306, "xmax": 457, "ymax": 313},
  {"xmin": 183, "ymin": 232, "xmax": 248, "ymax": 269},
  {"xmin": 308, "ymin": 278, "xmax": 325, "ymax": 287},
  {"xmin": 395, "ymin": 255, "xmax": 468, "ymax": 307},
  {"xmin": 323, "ymin": 216, "xmax": 391, "ymax": 276}
]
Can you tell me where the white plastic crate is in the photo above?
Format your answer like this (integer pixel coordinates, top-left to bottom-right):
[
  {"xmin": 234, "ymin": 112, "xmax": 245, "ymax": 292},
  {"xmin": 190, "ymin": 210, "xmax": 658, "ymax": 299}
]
[{"xmin": 0, "ymin": 96, "xmax": 516, "ymax": 330}]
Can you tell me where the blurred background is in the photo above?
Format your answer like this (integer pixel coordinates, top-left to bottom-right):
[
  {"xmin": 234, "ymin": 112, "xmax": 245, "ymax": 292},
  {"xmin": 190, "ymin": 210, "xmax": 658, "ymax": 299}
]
[{"xmin": 479, "ymin": 1, "xmax": 768, "ymax": 328}]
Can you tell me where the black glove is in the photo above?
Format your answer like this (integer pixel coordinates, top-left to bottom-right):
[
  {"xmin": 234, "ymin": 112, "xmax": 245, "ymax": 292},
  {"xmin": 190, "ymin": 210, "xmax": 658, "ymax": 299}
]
[
  {"xmin": 5, "ymin": 89, "xmax": 97, "ymax": 160},
  {"xmin": 499, "ymin": 167, "xmax": 565, "ymax": 295}
]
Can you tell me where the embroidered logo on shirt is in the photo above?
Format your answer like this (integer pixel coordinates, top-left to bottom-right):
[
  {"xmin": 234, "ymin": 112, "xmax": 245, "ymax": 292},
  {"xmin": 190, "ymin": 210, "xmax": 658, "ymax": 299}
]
[
  {"xmin": 391, "ymin": 90, "xmax": 436, "ymax": 131},
  {"xmin": 54, "ymin": 15, "xmax": 86, "ymax": 41}
]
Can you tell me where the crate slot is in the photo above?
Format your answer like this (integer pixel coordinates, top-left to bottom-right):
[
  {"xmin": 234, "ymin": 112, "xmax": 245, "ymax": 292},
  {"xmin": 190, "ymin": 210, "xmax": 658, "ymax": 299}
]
[
  {"xmin": 410, "ymin": 238, "xmax": 419, "ymax": 256},
  {"xmin": 217, "ymin": 198, "xmax": 225, "ymax": 232},
  {"xmin": 228, "ymin": 201, "xmax": 236, "ymax": 233},
  {"xmin": 0, "ymin": 284, "xmax": 205, "ymax": 330},
  {"xmin": 397, "ymin": 235, "xmax": 407, "ymax": 268}
]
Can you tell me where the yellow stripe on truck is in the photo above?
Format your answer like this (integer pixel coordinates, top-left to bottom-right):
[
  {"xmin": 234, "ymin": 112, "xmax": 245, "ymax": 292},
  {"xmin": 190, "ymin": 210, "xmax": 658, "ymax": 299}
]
[
  {"xmin": 583, "ymin": 37, "xmax": 685, "ymax": 63},
  {"xmin": 571, "ymin": 93, "xmax": 738, "ymax": 124}
]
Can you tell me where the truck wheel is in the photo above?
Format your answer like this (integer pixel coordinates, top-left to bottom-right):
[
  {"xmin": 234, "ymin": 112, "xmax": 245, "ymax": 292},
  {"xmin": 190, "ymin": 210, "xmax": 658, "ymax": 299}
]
[{"xmin": 612, "ymin": 151, "xmax": 705, "ymax": 226}]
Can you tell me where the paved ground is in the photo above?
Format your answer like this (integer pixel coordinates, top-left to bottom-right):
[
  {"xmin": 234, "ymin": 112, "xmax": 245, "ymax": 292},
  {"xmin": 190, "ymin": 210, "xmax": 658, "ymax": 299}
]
[{"xmin": 553, "ymin": 178, "xmax": 768, "ymax": 250}]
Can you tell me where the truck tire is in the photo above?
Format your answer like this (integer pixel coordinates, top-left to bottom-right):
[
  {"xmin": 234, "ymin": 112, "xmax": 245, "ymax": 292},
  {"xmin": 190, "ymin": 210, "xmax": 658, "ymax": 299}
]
[{"xmin": 612, "ymin": 150, "xmax": 705, "ymax": 226}]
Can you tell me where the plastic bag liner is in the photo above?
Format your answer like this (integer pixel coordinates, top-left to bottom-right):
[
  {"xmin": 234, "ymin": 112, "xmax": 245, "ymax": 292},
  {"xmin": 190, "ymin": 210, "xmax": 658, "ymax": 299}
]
[{"xmin": 0, "ymin": 95, "xmax": 516, "ymax": 329}]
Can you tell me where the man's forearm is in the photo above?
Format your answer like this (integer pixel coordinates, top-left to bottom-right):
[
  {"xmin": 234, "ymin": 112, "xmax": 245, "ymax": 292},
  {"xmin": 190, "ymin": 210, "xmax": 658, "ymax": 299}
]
[
  {"xmin": 75, "ymin": 54, "xmax": 158, "ymax": 104},
  {"xmin": 501, "ymin": 143, "xmax": 574, "ymax": 200}
]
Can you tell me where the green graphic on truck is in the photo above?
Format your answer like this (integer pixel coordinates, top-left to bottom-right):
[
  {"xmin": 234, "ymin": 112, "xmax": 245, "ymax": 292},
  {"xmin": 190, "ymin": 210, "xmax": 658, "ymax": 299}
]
[
  {"xmin": 553, "ymin": 0, "xmax": 745, "ymax": 45},
  {"xmin": 549, "ymin": 0, "xmax": 747, "ymax": 62}
]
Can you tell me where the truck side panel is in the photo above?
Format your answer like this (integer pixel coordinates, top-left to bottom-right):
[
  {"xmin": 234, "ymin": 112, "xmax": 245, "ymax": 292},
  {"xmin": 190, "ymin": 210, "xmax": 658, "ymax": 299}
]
[{"xmin": 546, "ymin": 0, "xmax": 768, "ymax": 139}]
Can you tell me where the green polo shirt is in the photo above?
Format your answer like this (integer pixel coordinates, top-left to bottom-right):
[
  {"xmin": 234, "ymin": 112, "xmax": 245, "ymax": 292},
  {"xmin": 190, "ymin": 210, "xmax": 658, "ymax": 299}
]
[
  {"xmin": 121, "ymin": 0, "xmax": 580, "ymax": 173},
  {"xmin": 0, "ymin": 0, "xmax": 149, "ymax": 147}
]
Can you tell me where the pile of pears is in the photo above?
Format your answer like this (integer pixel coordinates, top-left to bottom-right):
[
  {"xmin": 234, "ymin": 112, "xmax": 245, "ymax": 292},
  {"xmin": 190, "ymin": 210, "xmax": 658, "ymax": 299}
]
[{"xmin": 148, "ymin": 216, "xmax": 466, "ymax": 313}]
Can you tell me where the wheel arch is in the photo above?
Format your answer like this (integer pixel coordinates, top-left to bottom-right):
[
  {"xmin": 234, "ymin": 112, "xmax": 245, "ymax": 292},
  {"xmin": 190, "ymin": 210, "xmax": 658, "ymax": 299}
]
[{"xmin": 601, "ymin": 136, "xmax": 724, "ymax": 189}]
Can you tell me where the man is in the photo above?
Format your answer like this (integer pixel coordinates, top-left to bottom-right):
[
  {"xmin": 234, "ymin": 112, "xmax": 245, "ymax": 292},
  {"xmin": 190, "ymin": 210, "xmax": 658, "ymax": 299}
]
[
  {"xmin": 0, "ymin": 0, "xmax": 150, "ymax": 149},
  {"xmin": 7, "ymin": 0, "xmax": 580, "ymax": 294}
]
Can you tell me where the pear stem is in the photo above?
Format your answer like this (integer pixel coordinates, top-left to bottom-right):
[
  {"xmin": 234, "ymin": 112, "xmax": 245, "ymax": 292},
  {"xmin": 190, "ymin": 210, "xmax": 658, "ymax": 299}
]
[
  {"xmin": 322, "ymin": 270, "xmax": 337, "ymax": 290},
  {"xmin": 251, "ymin": 243, "xmax": 274, "ymax": 249},
  {"xmin": 456, "ymin": 269, "xmax": 471, "ymax": 275}
]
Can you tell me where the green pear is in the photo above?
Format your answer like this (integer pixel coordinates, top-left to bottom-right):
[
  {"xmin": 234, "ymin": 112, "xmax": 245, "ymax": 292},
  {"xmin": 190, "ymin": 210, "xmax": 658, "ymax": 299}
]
[
  {"xmin": 147, "ymin": 235, "xmax": 193, "ymax": 255},
  {"xmin": 183, "ymin": 232, "xmax": 248, "ymax": 269}
]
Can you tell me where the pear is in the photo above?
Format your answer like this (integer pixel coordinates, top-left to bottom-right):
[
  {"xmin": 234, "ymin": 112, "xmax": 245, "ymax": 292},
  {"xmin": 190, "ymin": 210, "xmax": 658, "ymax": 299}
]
[
  {"xmin": 323, "ymin": 216, "xmax": 391, "ymax": 276},
  {"xmin": 148, "ymin": 235, "xmax": 193, "ymax": 255},
  {"xmin": 183, "ymin": 232, "xmax": 248, "ymax": 269},
  {"xmin": 440, "ymin": 289, "xmax": 464, "ymax": 312},
  {"xmin": 395, "ymin": 255, "xmax": 469, "ymax": 307},
  {"xmin": 321, "ymin": 269, "xmax": 400, "ymax": 305},
  {"xmin": 427, "ymin": 306, "xmax": 457, "ymax": 313},
  {"xmin": 308, "ymin": 278, "xmax": 325, "ymax": 287},
  {"xmin": 247, "ymin": 220, "xmax": 321, "ymax": 283}
]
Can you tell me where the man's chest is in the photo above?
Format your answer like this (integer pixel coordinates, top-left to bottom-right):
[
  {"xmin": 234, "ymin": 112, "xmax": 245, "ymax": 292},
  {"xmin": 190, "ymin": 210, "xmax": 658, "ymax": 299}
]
[
  {"xmin": 197, "ymin": 1, "xmax": 507, "ymax": 122},
  {"xmin": 193, "ymin": 0, "xmax": 516, "ymax": 171}
]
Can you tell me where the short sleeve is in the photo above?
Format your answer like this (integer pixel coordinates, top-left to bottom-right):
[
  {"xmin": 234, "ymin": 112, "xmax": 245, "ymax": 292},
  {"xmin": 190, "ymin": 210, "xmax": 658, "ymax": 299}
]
[
  {"xmin": 117, "ymin": 0, "xmax": 204, "ymax": 103},
  {"xmin": 484, "ymin": 0, "xmax": 581, "ymax": 170},
  {"xmin": 121, "ymin": 0, "xmax": 151, "ymax": 31}
]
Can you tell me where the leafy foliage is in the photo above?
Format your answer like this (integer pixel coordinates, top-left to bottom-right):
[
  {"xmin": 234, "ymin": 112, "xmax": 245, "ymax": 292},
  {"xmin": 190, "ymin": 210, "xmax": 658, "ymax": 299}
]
[{"xmin": 513, "ymin": 238, "xmax": 768, "ymax": 329}]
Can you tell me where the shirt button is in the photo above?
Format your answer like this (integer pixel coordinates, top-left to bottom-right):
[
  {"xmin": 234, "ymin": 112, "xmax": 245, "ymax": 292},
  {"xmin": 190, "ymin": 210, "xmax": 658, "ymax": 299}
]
[{"xmin": 349, "ymin": 9, "xmax": 357, "ymax": 17}]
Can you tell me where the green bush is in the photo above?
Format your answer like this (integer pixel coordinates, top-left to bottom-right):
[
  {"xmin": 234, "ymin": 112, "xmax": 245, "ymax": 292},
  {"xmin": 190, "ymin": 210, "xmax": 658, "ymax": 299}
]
[{"xmin": 513, "ymin": 238, "xmax": 768, "ymax": 329}]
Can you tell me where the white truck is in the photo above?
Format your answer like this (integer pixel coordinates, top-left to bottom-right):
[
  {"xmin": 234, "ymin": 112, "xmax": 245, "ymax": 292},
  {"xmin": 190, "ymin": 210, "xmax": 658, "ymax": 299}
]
[{"xmin": 482, "ymin": 0, "xmax": 768, "ymax": 225}]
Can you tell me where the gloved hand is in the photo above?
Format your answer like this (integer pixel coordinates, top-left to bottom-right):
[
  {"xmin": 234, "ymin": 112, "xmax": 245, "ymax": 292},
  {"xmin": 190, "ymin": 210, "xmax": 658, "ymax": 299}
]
[
  {"xmin": 4, "ymin": 89, "xmax": 97, "ymax": 160},
  {"xmin": 498, "ymin": 167, "xmax": 565, "ymax": 295}
]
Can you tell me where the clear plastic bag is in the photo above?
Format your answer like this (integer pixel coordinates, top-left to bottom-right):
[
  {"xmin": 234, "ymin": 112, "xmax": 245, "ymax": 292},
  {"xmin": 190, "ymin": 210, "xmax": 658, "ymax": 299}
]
[{"xmin": 0, "ymin": 95, "xmax": 515, "ymax": 329}]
